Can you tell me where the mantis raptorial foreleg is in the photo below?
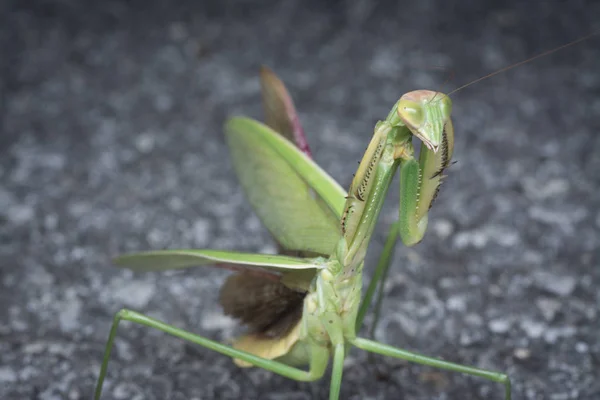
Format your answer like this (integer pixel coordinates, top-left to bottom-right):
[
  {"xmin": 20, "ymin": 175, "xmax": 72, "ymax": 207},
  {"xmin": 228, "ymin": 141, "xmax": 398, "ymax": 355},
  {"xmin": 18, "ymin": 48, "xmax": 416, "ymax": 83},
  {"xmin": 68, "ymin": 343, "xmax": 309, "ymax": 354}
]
[{"xmin": 357, "ymin": 92, "xmax": 454, "ymax": 336}]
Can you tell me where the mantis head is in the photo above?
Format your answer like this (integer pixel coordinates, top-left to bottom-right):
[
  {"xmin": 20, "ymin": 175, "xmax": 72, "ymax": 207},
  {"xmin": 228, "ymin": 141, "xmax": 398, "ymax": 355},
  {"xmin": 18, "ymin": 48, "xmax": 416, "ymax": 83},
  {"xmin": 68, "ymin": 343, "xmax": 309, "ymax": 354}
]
[{"xmin": 397, "ymin": 90, "xmax": 452, "ymax": 153}]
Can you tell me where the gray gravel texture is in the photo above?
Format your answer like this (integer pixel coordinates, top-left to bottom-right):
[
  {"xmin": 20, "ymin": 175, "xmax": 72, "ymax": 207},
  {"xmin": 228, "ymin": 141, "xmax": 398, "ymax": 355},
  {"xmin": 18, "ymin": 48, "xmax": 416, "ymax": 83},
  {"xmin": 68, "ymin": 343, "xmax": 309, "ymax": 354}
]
[{"xmin": 1, "ymin": 0, "xmax": 600, "ymax": 399}]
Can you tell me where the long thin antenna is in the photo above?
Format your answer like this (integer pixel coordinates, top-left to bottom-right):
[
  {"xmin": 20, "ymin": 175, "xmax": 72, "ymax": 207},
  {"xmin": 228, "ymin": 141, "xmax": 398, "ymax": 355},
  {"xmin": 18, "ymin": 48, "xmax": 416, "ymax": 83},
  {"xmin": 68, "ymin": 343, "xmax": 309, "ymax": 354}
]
[
  {"xmin": 429, "ymin": 69, "xmax": 456, "ymax": 104},
  {"xmin": 447, "ymin": 31, "xmax": 599, "ymax": 96}
]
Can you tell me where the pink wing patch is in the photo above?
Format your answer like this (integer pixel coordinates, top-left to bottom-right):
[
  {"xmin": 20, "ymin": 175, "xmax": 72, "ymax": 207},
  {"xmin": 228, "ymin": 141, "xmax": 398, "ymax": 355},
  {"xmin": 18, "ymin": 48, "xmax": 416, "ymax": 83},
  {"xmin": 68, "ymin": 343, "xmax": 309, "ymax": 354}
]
[{"xmin": 260, "ymin": 66, "xmax": 312, "ymax": 158}]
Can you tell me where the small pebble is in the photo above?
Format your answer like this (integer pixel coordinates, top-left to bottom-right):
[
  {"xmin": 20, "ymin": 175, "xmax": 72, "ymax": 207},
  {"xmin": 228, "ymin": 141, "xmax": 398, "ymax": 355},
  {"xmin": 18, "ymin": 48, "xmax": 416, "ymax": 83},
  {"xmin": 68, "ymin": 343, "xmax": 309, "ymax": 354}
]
[
  {"xmin": 488, "ymin": 318, "xmax": 512, "ymax": 334},
  {"xmin": 135, "ymin": 133, "xmax": 156, "ymax": 153},
  {"xmin": 544, "ymin": 326, "xmax": 577, "ymax": 344},
  {"xmin": 446, "ymin": 295, "xmax": 467, "ymax": 312},
  {"xmin": 536, "ymin": 297, "xmax": 562, "ymax": 321},
  {"xmin": 7, "ymin": 204, "xmax": 35, "ymax": 225},
  {"xmin": 0, "ymin": 367, "xmax": 17, "ymax": 383},
  {"xmin": 520, "ymin": 319, "xmax": 546, "ymax": 339},
  {"xmin": 575, "ymin": 342, "xmax": 589, "ymax": 353},
  {"xmin": 513, "ymin": 347, "xmax": 531, "ymax": 360},
  {"xmin": 533, "ymin": 271, "xmax": 577, "ymax": 297},
  {"xmin": 192, "ymin": 219, "xmax": 211, "ymax": 246}
]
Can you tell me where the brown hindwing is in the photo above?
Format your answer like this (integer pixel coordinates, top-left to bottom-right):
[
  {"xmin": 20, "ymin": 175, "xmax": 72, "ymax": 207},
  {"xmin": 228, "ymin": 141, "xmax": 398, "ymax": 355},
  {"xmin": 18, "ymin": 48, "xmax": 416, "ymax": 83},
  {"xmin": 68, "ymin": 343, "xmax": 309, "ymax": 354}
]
[{"xmin": 219, "ymin": 271, "xmax": 306, "ymax": 339}]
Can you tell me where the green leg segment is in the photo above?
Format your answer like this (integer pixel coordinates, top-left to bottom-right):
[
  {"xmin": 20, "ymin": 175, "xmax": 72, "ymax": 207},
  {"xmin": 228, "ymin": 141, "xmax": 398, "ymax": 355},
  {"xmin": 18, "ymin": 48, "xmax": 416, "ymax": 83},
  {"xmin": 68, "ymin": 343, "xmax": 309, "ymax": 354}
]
[
  {"xmin": 367, "ymin": 222, "xmax": 400, "ymax": 340},
  {"xmin": 351, "ymin": 337, "xmax": 511, "ymax": 400},
  {"xmin": 94, "ymin": 309, "xmax": 329, "ymax": 400},
  {"xmin": 356, "ymin": 221, "xmax": 400, "ymax": 332},
  {"xmin": 328, "ymin": 344, "xmax": 345, "ymax": 400}
]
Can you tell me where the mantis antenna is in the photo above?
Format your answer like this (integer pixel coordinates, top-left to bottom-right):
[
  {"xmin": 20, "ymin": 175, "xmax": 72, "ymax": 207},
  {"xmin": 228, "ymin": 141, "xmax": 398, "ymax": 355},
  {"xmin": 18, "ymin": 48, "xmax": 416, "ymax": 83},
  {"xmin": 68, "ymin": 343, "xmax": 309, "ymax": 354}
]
[{"xmin": 447, "ymin": 31, "xmax": 599, "ymax": 96}]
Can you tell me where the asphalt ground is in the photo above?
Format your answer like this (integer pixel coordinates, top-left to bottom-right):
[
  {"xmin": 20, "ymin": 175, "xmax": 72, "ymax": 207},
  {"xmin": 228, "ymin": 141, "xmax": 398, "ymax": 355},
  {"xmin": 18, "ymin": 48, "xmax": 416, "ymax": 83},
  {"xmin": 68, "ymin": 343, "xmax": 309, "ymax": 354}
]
[{"xmin": 1, "ymin": 1, "xmax": 599, "ymax": 399}]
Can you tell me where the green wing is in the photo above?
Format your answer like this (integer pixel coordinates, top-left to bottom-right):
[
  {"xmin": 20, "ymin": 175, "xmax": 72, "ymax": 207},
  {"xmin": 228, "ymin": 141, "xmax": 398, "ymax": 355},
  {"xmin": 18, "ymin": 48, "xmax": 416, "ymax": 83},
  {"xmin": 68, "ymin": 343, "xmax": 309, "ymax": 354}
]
[
  {"xmin": 225, "ymin": 117, "xmax": 345, "ymax": 256},
  {"xmin": 259, "ymin": 66, "xmax": 326, "ymax": 256},
  {"xmin": 115, "ymin": 249, "xmax": 324, "ymax": 273},
  {"xmin": 111, "ymin": 70, "xmax": 341, "ymax": 293}
]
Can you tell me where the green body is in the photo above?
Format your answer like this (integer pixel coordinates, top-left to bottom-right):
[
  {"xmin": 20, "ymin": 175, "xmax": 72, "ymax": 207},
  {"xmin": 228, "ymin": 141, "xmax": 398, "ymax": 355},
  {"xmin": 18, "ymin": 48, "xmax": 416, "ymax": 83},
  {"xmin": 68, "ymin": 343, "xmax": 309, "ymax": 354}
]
[
  {"xmin": 293, "ymin": 98, "xmax": 451, "ymax": 361},
  {"xmin": 93, "ymin": 69, "xmax": 510, "ymax": 400}
]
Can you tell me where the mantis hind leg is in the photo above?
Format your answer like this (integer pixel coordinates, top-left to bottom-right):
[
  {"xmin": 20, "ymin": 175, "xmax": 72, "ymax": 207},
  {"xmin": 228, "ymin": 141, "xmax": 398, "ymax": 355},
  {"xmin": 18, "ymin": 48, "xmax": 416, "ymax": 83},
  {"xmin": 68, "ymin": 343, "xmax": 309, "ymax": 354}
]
[
  {"xmin": 94, "ymin": 309, "xmax": 329, "ymax": 400},
  {"xmin": 351, "ymin": 337, "xmax": 511, "ymax": 400}
]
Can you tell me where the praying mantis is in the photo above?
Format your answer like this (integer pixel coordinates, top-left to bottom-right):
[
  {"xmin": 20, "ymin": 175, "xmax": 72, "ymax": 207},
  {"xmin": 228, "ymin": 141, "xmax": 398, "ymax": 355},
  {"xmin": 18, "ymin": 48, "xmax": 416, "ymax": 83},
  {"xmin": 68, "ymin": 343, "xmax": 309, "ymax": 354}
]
[{"xmin": 93, "ymin": 35, "xmax": 595, "ymax": 400}]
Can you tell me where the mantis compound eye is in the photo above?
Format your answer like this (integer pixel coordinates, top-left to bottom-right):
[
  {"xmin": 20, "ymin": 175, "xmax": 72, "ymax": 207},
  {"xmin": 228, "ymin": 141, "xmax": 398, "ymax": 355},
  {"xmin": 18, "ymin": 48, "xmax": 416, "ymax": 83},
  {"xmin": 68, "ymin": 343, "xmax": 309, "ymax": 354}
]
[{"xmin": 397, "ymin": 98, "xmax": 424, "ymax": 129}]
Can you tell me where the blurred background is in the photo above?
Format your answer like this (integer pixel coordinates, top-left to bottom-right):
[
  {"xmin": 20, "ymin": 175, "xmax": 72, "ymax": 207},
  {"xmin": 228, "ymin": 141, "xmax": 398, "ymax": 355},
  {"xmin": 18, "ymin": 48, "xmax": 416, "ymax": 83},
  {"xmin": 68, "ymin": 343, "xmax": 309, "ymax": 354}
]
[{"xmin": 1, "ymin": 0, "xmax": 599, "ymax": 399}]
